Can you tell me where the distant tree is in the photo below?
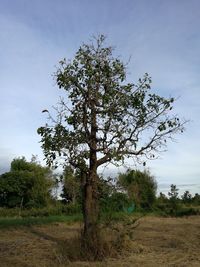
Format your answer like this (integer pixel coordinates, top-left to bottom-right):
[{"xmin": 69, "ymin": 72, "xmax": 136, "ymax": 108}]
[
  {"xmin": 168, "ymin": 184, "xmax": 179, "ymax": 200},
  {"xmin": 98, "ymin": 177, "xmax": 118, "ymax": 211},
  {"xmin": 181, "ymin": 190, "xmax": 192, "ymax": 204},
  {"xmin": 156, "ymin": 192, "xmax": 169, "ymax": 211},
  {"xmin": 61, "ymin": 166, "xmax": 80, "ymax": 204},
  {"xmin": 157, "ymin": 192, "xmax": 168, "ymax": 203},
  {"xmin": 159, "ymin": 192, "xmax": 168, "ymax": 200},
  {"xmin": 0, "ymin": 157, "xmax": 53, "ymax": 208},
  {"xmin": 117, "ymin": 169, "xmax": 157, "ymax": 209},
  {"xmin": 37, "ymin": 35, "xmax": 185, "ymax": 257},
  {"xmin": 168, "ymin": 184, "xmax": 179, "ymax": 213},
  {"xmin": 192, "ymin": 193, "xmax": 200, "ymax": 205}
]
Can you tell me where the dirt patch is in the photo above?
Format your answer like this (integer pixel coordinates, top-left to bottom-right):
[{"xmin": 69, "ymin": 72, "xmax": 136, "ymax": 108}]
[{"xmin": 0, "ymin": 217, "xmax": 200, "ymax": 266}]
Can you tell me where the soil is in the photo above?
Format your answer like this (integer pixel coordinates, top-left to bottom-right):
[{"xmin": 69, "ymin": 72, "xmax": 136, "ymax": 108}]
[{"xmin": 0, "ymin": 216, "xmax": 200, "ymax": 266}]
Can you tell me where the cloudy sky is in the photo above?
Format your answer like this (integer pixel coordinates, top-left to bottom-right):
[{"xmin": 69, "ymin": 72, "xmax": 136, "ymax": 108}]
[{"xmin": 0, "ymin": 0, "xmax": 200, "ymax": 194}]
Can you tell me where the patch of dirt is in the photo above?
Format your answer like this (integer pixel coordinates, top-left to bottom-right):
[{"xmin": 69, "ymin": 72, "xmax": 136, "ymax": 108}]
[{"xmin": 0, "ymin": 217, "xmax": 200, "ymax": 266}]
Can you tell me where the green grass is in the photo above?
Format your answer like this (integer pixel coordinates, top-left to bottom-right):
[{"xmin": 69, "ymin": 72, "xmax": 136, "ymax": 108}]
[
  {"xmin": 0, "ymin": 214, "xmax": 82, "ymax": 228},
  {"xmin": 0, "ymin": 211, "xmax": 139, "ymax": 229},
  {"xmin": 1, "ymin": 205, "xmax": 199, "ymax": 229}
]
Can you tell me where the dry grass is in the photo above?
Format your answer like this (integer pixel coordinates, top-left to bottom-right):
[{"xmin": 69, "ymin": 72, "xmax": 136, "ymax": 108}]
[{"xmin": 0, "ymin": 216, "xmax": 200, "ymax": 266}]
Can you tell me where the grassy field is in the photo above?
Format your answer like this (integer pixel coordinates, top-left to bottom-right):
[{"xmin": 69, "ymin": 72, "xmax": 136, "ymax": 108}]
[
  {"xmin": 0, "ymin": 214, "xmax": 82, "ymax": 228},
  {"xmin": 0, "ymin": 215, "xmax": 200, "ymax": 266}
]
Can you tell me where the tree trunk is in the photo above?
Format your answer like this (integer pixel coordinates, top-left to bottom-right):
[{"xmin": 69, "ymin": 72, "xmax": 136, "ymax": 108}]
[
  {"xmin": 82, "ymin": 152, "xmax": 100, "ymax": 258},
  {"xmin": 81, "ymin": 90, "xmax": 101, "ymax": 258},
  {"xmin": 83, "ymin": 172, "xmax": 99, "ymax": 233}
]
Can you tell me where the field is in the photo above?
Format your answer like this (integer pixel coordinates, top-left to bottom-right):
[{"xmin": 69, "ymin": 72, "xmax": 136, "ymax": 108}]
[{"xmin": 0, "ymin": 216, "xmax": 200, "ymax": 266}]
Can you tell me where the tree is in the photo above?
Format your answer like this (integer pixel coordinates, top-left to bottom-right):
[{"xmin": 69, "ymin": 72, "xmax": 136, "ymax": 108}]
[
  {"xmin": 98, "ymin": 176, "xmax": 119, "ymax": 211},
  {"xmin": 117, "ymin": 169, "xmax": 157, "ymax": 209},
  {"xmin": 158, "ymin": 192, "xmax": 168, "ymax": 201},
  {"xmin": 181, "ymin": 190, "xmax": 192, "ymax": 204},
  {"xmin": 168, "ymin": 184, "xmax": 179, "ymax": 213},
  {"xmin": 0, "ymin": 157, "xmax": 53, "ymax": 208},
  {"xmin": 168, "ymin": 184, "xmax": 179, "ymax": 200},
  {"xmin": 61, "ymin": 166, "xmax": 80, "ymax": 204},
  {"xmin": 193, "ymin": 193, "xmax": 200, "ymax": 205},
  {"xmin": 38, "ymin": 35, "xmax": 185, "ymax": 257},
  {"xmin": 156, "ymin": 192, "xmax": 169, "ymax": 210}
]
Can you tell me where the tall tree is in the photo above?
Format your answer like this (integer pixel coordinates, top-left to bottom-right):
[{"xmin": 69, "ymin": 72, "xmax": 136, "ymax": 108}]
[{"xmin": 38, "ymin": 35, "xmax": 185, "ymax": 257}]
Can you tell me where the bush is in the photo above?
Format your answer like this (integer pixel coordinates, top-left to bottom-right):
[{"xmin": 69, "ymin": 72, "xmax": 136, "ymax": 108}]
[
  {"xmin": 100, "ymin": 192, "xmax": 130, "ymax": 213},
  {"xmin": 174, "ymin": 206, "xmax": 200, "ymax": 217},
  {"xmin": 61, "ymin": 203, "xmax": 81, "ymax": 215}
]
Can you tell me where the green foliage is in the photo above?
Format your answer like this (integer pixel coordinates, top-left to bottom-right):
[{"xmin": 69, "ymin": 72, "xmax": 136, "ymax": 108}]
[
  {"xmin": 167, "ymin": 184, "xmax": 180, "ymax": 214},
  {"xmin": 117, "ymin": 169, "xmax": 157, "ymax": 209},
  {"xmin": 193, "ymin": 193, "xmax": 200, "ymax": 205},
  {"xmin": 157, "ymin": 192, "xmax": 168, "ymax": 203},
  {"xmin": 155, "ymin": 192, "xmax": 169, "ymax": 212},
  {"xmin": 38, "ymin": 34, "xmax": 185, "ymax": 172},
  {"xmin": 155, "ymin": 185, "xmax": 200, "ymax": 217},
  {"xmin": 61, "ymin": 166, "xmax": 81, "ymax": 204},
  {"xmin": 100, "ymin": 192, "xmax": 130, "ymax": 213},
  {"xmin": 181, "ymin": 190, "xmax": 192, "ymax": 204},
  {"xmin": 0, "ymin": 202, "xmax": 81, "ymax": 217},
  {"xmin": 174, "ymin": 206, "xmax": 200, "ymax": 217},
  {"xmin": 168, "ymin": 184, "xmax": 179, "ymax": 200},
  {"xmin": 0, "ymin": 157, "xmax": 54, "ymax": 208},
  {"xmin": 61, "ymin": 202, "xmax": 81, "ymax": 215}
]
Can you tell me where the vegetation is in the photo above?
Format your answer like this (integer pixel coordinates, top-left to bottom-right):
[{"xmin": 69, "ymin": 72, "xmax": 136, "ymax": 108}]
[
  {"xmin": 37, "ymin": 35, "xmax": 185, "ymax": 258},
  {"xmin": 0, "ymin": 157, "xmax": 54, "ymax": 209},
  {"xmin": 0, "ymin": 214, "xmax": 82, "ymax": 229},
  {"xmin": 60, "ymin": 166, "xmax": 81, "ymax": 204},
  {"xmin": 117, "ymin": 169, "xmax": 157, "ymax": 210},
  {"xmin": 155, "ymin": 185, "xmax": 200, "ymax": 216},
  {"xmin": 0, "ymin": 156, "xmax": 199, "ymax": 220}
]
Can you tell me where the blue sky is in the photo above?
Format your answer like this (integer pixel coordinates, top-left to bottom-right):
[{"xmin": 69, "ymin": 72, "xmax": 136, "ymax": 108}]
[{"xmin": 0, "ymin": 0, "xmax": 200, "ymax": 194}]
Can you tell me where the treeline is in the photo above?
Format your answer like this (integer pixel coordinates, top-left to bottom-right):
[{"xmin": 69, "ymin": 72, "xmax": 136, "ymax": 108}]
[
  {"xmin": 0, "ymin": 157, "xmax": 200, "ymax": 217},
  {"xmin": 61, "ymin": 166, "xmax": 200, "ymax": 216},
  {"xmin": 156, "ymin": 184, "xmax": 200, "ymax": 216}
]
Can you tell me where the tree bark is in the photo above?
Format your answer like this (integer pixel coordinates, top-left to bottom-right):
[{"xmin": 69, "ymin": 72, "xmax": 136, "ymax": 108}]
[
  {"xmin": 81, "ymin": 95, "xmax": 101, "ymax": 258},
  {"xmin": 82, "ymin": 150, "xmax": 100, "ymax": 258}
]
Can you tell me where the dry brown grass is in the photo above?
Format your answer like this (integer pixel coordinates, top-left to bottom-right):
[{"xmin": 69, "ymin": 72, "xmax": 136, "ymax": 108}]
[{"xmin": 0, "ymin": 216, "xmax": 200, "ymax": 266}]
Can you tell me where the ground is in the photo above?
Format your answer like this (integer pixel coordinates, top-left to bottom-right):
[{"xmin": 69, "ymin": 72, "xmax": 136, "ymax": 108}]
[{"xmin": 0, "ymin": 216, "xmax": 200, "ymax": 266}]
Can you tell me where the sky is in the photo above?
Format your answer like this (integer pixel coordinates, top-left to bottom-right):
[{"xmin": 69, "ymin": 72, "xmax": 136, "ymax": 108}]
[{"xmin": 0, "ymin": 0, "xmax": 200, "ymax": 195}]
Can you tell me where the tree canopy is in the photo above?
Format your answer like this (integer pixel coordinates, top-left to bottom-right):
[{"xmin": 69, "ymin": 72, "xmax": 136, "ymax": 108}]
[
  {"xmin": 38, "ymin": 35, "xmax": 185, "ymax": 170},
  {"xmin": 0, "ymin": 157, "xmax": 53, "ymax": 208}
]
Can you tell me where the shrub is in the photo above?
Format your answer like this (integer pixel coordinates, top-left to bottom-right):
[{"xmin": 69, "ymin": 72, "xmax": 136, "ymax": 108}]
[{"xmin": 100, "ymin": 192, "xmax": 130, "ymax": 213}]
